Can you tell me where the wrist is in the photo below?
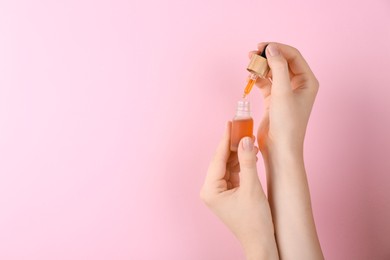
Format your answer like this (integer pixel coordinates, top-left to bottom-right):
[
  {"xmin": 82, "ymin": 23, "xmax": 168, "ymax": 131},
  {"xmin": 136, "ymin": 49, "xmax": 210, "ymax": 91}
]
[
  {"xmin": 242, "ymin": 236, "xmax": 279, "ymax": 260},
  {"xmin": 239, "ymin": 225, "xmax": 279, "ymax": 260},
  {"xmin": 261, "ymin": 142, "xmax": 305, "ymax": 172}
]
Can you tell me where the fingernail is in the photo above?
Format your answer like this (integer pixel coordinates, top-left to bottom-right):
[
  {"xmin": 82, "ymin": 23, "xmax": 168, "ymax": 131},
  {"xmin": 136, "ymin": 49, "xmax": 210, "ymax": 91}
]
[
  {"xmin": 243, "ymin": 137, "xmax": 254, "ymax": 151},
  {"xmin": 267, "ymin": 44, "xmax": 280, "ymax": 57}
]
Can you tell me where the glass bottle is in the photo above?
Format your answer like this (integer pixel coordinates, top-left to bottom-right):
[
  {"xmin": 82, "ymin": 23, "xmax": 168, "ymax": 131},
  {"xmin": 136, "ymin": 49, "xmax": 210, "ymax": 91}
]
[{"xmin": 230, "ymin": 99, "xmax": 253, "ymax": 152}]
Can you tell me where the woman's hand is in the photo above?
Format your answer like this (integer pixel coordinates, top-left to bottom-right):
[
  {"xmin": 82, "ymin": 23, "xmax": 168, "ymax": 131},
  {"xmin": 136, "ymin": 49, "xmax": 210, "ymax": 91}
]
[
  {"xmin": 250, "ymin": 43, "xmax": 319, "ymax": 154},
  {"xmin": 250, "ymin": 42, "xmax": 324, "ymax": 260},
  {"xmin": 200, "ymin": 122, "xmax": 279, "ymax": 260}
]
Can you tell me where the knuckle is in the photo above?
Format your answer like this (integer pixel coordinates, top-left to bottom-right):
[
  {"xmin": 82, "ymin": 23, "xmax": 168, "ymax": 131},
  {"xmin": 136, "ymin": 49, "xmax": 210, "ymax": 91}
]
[
  {"xmin": 309, "ymin": 77, "xmax": 320, "ymax": 92},
  {"xmin": 239, "ymin": 156, "xmax": 256, "ymax": 168},
  {"xmin": 291, "ymin": 46, "xmax": 301, "ymax": 56}
]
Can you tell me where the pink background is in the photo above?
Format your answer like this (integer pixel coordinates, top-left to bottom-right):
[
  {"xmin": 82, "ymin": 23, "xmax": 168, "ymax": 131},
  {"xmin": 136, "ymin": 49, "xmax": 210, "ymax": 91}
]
[{"xmin": 0, "ymin": 0, "xmax": 389, "ymax": 259}]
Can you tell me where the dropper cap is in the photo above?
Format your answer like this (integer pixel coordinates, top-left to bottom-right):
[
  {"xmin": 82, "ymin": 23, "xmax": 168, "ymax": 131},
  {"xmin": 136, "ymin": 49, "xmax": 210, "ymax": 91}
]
[{"xmin": 246, "ymin": 45, "xmax": 270, "ymax": 78}]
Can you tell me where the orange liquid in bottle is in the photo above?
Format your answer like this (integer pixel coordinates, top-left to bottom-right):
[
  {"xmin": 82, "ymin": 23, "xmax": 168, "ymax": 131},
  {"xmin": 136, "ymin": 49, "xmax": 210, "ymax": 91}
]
[{"xmin": 230, "ymin": 118, "xmax": 253, "ymax": 152}]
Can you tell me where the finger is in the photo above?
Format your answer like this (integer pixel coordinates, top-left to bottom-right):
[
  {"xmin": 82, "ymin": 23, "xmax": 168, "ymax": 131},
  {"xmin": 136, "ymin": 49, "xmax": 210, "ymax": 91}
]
[
  {"xmin": 227, "ymin": 158, "xmax": 239, "ymax": 170},
  {"xmin": 229, "ymin": 163, "xmax": 241, "ymax": 174},
  {"xmin": 250, "ymin": 40, "xmax": 269, "ymax": 58},
  {"xmin": 207, "ymin": 122, "xmax": 232, "ymax": 182},
  {"xmin": 237, "ymin": 137, "xmax": 261, "ymax": 190},
  {"xmin": 248, "ymin": 50, "xmax": 259, "ymax": 59},
  {"xmin": 224, "ymin": 166, "xmax": 231, "ymax": 182},
  {"xmin": 274, "ymin": 43, "xmax": 314, "ymax": 76},
  {"xmin": 227, "ymin": 153, "xmax": 240, "ymax": 187},
  {"xmin": 257, "ymin": 42, "xmax": 269, "ymax": 52},
  {"xmin": 266, "ymin": 43, "xmax": 292, "ymax": 94},
  {"xmin": 259, "ymin": 42, "xmax": 310, "ymax": 74},
  {"xmin": 266, "ymin": 42, "xmax": 317, "ymax": 84},
  {"xmin": 213, "ymin": 121, "xmax": 231, "ymax": 163},
  {"xmin": 229, "ymin": 169, "xmax": 240, "ymax": 188},
  {"xmin": 227, "ymin": 151, "xmax": 238, "ymax": 165}
]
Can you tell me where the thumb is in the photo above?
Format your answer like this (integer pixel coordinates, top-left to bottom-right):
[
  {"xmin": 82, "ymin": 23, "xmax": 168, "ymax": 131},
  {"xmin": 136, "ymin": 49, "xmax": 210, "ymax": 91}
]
[
  {"xmin": 237, "ymin": 137, "xmax": 260, "ymax": 190},
  {"xmin": 266, "ymin": 43, "xmax": 291, "ymax": 94}
]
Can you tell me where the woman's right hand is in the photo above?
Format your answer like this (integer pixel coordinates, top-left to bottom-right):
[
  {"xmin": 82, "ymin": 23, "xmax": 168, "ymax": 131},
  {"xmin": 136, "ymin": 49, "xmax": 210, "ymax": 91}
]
[
  {"xmin": 250, "ymin": 42, "xmax": 324, "ymax": 260},
  {"xmin": 250, "ymin": 43, "xmax": 319, "ymax": 155}
]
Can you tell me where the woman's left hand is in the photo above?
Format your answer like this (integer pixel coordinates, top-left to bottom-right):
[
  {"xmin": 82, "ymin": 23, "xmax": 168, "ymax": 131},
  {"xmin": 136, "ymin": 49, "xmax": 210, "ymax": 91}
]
[{"xmin": 200, "ymin": 122, "xmax": 279, "ymax": 260}]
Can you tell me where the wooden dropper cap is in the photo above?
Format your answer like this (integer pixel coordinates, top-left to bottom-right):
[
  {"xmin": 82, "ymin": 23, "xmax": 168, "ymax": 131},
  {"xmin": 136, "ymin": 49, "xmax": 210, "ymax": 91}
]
[{"xmin": 247, "ymin": 45, "xmax": 269, "ymax": 78}]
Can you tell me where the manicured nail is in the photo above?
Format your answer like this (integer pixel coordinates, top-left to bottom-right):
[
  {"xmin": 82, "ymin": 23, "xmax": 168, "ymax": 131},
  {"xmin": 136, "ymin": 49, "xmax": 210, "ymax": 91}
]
[
  {"xmin": 243, "ymin": 137, "xmax": 254, "ymax": 151},
  {"xmin": 267, "ymin": 44, "xmax": 280, "ymax": 57}
]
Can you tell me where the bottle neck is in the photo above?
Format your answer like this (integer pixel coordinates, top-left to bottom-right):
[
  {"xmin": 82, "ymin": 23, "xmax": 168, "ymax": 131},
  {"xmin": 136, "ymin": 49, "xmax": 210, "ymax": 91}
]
[{"xmin": 235, "ymin": 100, "xmax": 251, "ymax": 118}]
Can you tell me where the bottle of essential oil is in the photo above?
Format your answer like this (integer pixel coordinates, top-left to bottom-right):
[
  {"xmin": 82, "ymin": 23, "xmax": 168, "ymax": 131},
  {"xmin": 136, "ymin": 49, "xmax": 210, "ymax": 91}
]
[{"xmin": 230, "ymin": 99, "xmax": 253, "ymax": 152}]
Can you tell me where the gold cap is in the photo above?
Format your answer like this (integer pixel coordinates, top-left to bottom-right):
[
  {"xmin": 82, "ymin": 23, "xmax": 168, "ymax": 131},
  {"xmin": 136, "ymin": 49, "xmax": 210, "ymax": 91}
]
[{"xmin": 247, "ymin": 54, "xmax": 269, "ymax": 78}]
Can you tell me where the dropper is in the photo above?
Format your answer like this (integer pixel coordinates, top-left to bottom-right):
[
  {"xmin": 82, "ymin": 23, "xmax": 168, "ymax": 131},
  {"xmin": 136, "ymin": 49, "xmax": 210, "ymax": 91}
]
[{"xmin": 242, "ymin": 45, "xmax": 270, "ymax": 98}]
